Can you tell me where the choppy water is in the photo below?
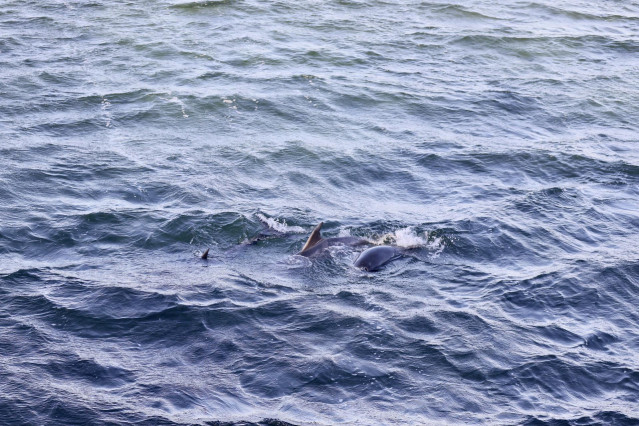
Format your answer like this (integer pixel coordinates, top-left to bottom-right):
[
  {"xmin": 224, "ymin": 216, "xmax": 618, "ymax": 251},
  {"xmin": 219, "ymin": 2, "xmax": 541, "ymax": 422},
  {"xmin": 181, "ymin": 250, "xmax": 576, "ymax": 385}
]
[{"xmin": 2, "ymin": 0, "xmax": 639, "ymax": 424}]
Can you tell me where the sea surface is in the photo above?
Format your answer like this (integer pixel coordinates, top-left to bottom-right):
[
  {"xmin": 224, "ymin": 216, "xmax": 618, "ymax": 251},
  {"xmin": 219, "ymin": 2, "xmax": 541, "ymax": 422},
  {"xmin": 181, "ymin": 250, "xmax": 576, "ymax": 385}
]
[{"xmin": 1, "ymin": 0, "xmax": 639, "ymax": 424}]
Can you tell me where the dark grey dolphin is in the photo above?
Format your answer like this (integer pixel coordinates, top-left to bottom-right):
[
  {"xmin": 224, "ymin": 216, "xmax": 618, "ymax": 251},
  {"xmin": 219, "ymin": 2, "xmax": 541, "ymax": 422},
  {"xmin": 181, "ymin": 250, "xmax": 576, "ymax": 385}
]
[
  {"xmin": 298, "ymin": 222, "xmax": 367, "ymax": 256},
  {"xmin": 353, "ymin": 245, "xmax": 401, "ymax": 271}
]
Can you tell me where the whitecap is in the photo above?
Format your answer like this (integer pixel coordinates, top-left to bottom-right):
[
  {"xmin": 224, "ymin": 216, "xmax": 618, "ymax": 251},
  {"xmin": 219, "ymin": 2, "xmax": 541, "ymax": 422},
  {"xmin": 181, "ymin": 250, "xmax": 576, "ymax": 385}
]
[{"xmin": 257, "ymin": 213, "xmax": 305, "ymax": 233}]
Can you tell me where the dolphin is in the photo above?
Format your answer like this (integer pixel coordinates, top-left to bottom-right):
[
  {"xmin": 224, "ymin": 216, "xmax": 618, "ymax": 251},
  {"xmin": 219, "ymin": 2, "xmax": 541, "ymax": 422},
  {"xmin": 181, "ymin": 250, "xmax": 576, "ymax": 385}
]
[
  {"xmin": 298, "ymin": 222, "xmax": 368, "ymax": 256},
  {"xmin": 353, "ymin": 245, "xmax": 401, "ymax": 271}
]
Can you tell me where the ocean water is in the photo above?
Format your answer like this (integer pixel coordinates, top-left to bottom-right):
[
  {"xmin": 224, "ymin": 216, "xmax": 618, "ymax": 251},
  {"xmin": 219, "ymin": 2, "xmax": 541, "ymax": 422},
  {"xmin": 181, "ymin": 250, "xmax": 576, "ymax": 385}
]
[{"xmin": 1, "ymin": 0, "xmax": 639, "ymax": 424}]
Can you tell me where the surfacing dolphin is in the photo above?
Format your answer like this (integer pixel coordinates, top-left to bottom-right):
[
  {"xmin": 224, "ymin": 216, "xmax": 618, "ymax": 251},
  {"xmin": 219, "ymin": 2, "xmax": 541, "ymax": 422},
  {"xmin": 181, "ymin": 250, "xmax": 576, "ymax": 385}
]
[
  {"xmin": 353, "ymin": 245, "xmax": 401, "ymax": 271},
  {"xmin": 297, "ymin": 222, "xmax": 368, "ymax": 256},
  {"xmin": 298, "ymin": 222, "xmax": 403, "ymax": 271}
]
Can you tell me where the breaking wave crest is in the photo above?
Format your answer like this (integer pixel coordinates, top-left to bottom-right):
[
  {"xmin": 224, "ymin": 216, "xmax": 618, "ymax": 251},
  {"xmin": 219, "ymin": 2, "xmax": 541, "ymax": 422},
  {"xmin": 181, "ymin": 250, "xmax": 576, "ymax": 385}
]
[{"xmin": 256, "ymin": 214, "xmax": 306, "ymax": 233}]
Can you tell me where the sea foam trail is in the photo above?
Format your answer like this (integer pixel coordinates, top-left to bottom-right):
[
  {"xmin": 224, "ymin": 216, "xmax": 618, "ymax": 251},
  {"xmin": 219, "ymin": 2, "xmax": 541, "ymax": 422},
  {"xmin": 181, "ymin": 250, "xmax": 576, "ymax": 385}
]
[{"xmin": 257, "ymin": 214, "xmax": 305, "ymax": 233}]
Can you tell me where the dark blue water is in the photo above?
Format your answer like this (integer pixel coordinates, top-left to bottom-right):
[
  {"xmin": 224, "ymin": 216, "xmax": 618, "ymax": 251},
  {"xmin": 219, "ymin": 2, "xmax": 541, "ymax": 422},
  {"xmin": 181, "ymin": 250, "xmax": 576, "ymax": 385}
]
[{"xmin": 1, "ymin": 0, "xmax": 639, "ymax": 424}]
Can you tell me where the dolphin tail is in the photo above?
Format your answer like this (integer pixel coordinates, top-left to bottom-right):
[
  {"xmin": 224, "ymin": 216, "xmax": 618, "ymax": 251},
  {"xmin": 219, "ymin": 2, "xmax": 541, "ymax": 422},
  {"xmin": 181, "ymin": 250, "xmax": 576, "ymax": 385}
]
[
  {"xmin": 300, "ymin": 222, "xmax": 323, "ymax": 252},
  {"xmin": 201, "ymin": 248, "xmax": 209, "ymax": 260}
]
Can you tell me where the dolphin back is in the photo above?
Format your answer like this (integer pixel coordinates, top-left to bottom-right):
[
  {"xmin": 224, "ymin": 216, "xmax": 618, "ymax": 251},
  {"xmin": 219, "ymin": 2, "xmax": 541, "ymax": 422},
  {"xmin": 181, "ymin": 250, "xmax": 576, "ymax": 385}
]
[
  {"xmin": 354, "ymin": 246, "xmax": 400, "ymax": 271},
  {"xmin": 298, "ymin": 222, "xmax": 369, "ymax": 257}
]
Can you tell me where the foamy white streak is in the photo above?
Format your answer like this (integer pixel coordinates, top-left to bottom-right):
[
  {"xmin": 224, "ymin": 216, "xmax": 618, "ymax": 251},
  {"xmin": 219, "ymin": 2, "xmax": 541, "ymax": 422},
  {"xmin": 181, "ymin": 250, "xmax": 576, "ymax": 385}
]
[{"xmin": 257, "ymin": 214, "xmax": 305, "ymax": 233}]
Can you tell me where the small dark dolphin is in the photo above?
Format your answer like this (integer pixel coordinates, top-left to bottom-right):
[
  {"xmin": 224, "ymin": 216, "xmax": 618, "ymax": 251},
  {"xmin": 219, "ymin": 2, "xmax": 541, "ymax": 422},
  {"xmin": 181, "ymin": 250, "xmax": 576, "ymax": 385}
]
[
  {"xmin": 298, "ymin": 222, "xmax": 367, "ymax": 256},
  {"xmin": 353, "ymin": 245, "xmax": 401, "ymax": 271}
]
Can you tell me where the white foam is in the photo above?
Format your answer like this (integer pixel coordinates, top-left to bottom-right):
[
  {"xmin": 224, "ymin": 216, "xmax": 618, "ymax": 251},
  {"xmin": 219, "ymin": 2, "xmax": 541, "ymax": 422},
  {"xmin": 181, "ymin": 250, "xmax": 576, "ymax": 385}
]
[
  {"xmin": 257, "ymin": 214, "xmax": 305, "ymax": 233},
  {"xmin": 394, "ymin": 227, "xmax": 428, "ymax": 248},
  {"xmin": 168, "ymin": 96, "xmax": 189, "ymax": 118},
  {"xmin": 101, "ymin": 97, "xmax": 112, "ymax": 127},
  {"xmin": 338, "ymin": 228, "xmax": 352, "ymax": 237},
  {"xmin": 377, "ymin": 227, "xmax": 446, "ymax": 256}
]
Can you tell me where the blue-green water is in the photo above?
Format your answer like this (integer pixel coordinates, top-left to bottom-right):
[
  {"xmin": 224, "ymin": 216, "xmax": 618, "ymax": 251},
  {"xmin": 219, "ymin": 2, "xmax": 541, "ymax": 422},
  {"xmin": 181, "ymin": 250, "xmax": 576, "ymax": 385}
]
[{"xmin": 1, "ymin": 1, "xmax": 639, "ymax": 424}]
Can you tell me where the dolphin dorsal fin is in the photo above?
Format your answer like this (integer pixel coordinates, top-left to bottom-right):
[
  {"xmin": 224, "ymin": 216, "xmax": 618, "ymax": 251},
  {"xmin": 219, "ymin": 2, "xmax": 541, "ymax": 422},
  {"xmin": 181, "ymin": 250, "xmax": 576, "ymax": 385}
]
[{"xmin": 301, "ymin": 222, "xmax": 323, "ymax": 252}]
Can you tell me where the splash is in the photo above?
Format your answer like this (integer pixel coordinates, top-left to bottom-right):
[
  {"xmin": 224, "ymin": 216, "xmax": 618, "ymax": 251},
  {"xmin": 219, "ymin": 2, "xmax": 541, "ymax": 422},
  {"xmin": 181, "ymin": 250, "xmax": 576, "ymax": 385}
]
[
  {"xmin": 425, "ymin": 232, "xmax": 445, "ymax": 257},
  {"xmin": 338, "ymin": 228, "xmax": 353, "ymax": 237},
  {"xmin": 394, "ymin": 227, "xmax": 428, "ymax": 248},
  {"xmin": 375, "ymin": 227, "xmax": 445, "ymax": 256},
  {"xmin": 257, "ymin": 214, "xmax": 305, "ymax": 233}
]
